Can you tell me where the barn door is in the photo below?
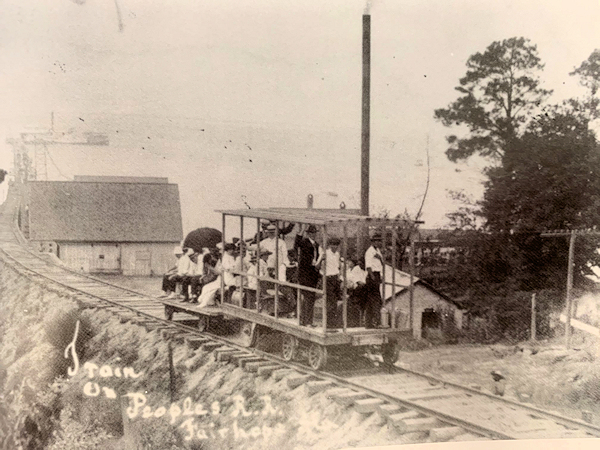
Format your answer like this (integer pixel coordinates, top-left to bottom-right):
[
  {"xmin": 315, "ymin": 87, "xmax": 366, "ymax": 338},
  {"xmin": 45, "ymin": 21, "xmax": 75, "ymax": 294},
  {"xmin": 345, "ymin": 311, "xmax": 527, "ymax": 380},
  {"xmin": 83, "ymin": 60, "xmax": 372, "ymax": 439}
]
[
  {"xmin": 134, "ymin": 250, "xmax": 151, "ymax": 276},
  {"xmin": 90, "ymin": 244, "xmax": 121, "ymax": 273}
]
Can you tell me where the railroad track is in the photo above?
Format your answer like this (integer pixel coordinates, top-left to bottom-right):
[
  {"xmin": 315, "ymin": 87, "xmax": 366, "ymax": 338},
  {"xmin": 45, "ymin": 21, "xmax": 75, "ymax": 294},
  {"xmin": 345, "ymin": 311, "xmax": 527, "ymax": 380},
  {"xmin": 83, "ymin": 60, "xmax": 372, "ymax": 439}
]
[{"xmin": 1, "ymin": 190, "xmax": 599, "ymax": 443}]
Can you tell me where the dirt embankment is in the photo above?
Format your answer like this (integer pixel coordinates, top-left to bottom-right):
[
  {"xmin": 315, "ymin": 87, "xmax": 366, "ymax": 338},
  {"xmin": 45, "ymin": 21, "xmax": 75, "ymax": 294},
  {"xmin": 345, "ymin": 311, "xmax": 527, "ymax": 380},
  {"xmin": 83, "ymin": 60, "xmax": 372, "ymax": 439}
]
[{"xmin": 0, "ymin": 258, "xmax": 424, "ymax": 450}]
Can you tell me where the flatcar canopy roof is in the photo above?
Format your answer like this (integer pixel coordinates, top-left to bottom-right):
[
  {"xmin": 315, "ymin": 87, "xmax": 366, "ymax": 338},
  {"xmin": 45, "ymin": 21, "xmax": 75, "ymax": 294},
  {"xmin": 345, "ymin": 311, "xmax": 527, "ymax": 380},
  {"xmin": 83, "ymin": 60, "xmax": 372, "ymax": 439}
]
[{"xmin": 216, "ymin": 208, "xmax": 423, "ymax": 226}]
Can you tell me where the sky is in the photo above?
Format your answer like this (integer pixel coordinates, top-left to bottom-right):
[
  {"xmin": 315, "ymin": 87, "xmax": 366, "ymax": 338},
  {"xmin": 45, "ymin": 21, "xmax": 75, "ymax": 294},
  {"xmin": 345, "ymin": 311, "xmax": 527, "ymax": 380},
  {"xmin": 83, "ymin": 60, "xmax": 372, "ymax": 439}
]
[{"xmin": 0, "ymin": 0, "xmax": 599, "ymax": 232}]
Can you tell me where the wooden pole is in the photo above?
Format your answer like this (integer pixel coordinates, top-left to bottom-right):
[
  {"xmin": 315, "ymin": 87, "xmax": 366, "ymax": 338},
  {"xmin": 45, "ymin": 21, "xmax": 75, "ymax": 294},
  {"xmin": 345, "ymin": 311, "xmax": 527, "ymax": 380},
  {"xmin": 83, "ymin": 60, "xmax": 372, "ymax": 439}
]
[
  {"xmin": 361, "ymin": 14, "xmax": 371, "ymax": 218},
  {"xmin": 274, "ymin": 220, "xmax": 279, "ymax": 319},
  {"xmin": 342, "ymin": 225, "xmax": 348, "ymax": 332},
  {"xmin": 531, "ymin": 293, "xmax": 536, "ymax": 341},
  {"xmin": 168, "ymin": 341, "xmax": 175, "ymax": 403},
  {"xmin": 240, "ymin": 216, "xmax": 244, "ymax": 306},
  {"xmin": 565, "ymin": 230, "xmax": 576, "ymax": 349},
  {"xmin": 409, "ymin": 231, "xmax": 415, "ymax": 332},
  {"xmin": 322, "ymin": 225, "xmax": 328, "ymax": 331},
  {"xmin": 391, "ymin": 227, "xmax": 397, "ymax": 329},
  {"xmin": 221, "ymin": 214, "xmax": 226, "ymax": 305},
  {"xmin": 358, "ymin": 14, "xmax": 371, "ymax": 260},
  {"xmin": 256, "ymin": 218, "xmax": 261, "ymax": 312}
]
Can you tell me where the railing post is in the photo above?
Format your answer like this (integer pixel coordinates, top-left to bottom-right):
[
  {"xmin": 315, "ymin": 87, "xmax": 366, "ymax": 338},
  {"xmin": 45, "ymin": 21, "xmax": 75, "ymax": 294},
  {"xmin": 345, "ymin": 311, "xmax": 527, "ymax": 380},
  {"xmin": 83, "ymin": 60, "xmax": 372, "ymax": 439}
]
[
  {"xmin": 342, "ymin": 225, "xmax": 348, "ymax": 331},
  {"xmin": 274, "ymin": 220, "xmax": 279, "ymax": 319},
  {"xmin": 256, "ymin": 218, "xmax": 261, "ymax": 312},
  {"xmin": 322, "ymin": 225, "xmax": 328, "ymax": 331}
]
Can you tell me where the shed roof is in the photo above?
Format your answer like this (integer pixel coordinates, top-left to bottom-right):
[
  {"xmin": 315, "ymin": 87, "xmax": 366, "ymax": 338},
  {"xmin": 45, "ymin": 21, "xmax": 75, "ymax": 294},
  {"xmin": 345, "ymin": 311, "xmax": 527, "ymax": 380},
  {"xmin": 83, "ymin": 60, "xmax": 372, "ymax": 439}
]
[
  {"xmin": 381, "ymin": 264, "xmax": 464, "ymax": 310},
  {"xmin": 28, "ymin": 180, "xmax": 183, "ymax": 242}
]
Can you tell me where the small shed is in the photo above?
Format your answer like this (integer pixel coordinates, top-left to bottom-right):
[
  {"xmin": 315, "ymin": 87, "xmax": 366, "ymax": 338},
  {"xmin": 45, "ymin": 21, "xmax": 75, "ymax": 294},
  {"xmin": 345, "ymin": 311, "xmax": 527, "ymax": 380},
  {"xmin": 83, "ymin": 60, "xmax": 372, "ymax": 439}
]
[
  {"xmin": 26, "ymin": 177, "xmax": 183, "ymax": 276},
  {"xmin": 381, "ymin": 265, "xmax": 465, "ymax": 340}
]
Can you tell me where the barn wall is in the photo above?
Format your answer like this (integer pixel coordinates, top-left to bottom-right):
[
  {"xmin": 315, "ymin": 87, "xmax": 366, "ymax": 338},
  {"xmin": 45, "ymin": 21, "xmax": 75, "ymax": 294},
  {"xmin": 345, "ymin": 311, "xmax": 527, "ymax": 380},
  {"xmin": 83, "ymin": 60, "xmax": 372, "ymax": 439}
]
[
  {"xmin": 56, "ymin": 242, "xmax": 179, "ymax": 276},
  {"xmin": 385, "ymin": 284, "xmax": 464, "ymax": 339},
  {"xmin": 58, "ymin": 242, "xmax": 93, "ymax": 272},
  {"xmin": 120, "ymin": 242, "xmax": 179, "ymax": 276},
  {"xmin": 58, "ymin": 242, "xmax": 122, "ymax": 273}
]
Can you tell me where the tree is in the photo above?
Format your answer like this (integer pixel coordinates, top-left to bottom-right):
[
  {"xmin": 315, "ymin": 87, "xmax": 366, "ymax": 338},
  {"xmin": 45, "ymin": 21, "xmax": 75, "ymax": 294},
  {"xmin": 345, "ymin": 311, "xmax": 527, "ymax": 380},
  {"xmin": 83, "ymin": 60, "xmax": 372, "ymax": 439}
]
[
  {"xmin": 435, "ymin": 37, "xmax": 551, "ymax": 165},
  {"xmin": 481, "ymin": 108, "xmax": 600, "ymax": 289},
  {"xmin": 570, "ymin": 49, "xmax": 600, "ymax": 122}
]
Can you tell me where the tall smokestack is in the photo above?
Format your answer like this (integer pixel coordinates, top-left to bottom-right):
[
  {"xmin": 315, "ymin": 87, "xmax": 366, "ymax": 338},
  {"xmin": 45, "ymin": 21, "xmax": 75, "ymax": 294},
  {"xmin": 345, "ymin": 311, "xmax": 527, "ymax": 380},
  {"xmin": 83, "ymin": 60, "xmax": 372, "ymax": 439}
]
[{"xmin": 361, "ymin": 14, "xmax": 370, "ymax": 217}]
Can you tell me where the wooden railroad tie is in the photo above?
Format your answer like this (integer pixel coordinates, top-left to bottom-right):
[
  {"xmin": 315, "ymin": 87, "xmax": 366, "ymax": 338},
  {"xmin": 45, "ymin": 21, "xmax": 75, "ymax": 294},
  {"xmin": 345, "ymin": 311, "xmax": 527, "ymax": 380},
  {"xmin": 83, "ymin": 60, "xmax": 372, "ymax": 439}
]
[
  {"xmin": 388, "ymin": 410, "xmax": 422, "ymax": 428},
  {"xmin": 244, "ymin": 361, "xmax": 277, "ymax": 373},
  {"xmin": 229, "ymin": 353, "xmax": 258, "ymax": 366},
  {"xmin": 256, "ymin": 364, "xmax": 282, "ymax": 377},
  {"xmin": 377, "ymin": 403, "xmax": 405, "ymax": 418},
  {"xmin": 332, "ymin": 390, "xmax": 370, "ymax": 406},
  {"xmin": 272, "ymin": 369, "xmax": 295, "ymax": 381},
  {"xmin": 219, "ymin": 350, "xmax": 248, "ymax": 362},
  {"xmin": 200, "ymin": 342, "xmax": 222, "ymax": 352},
  {"xmin": 429, "ymin": 426, "xmax": 467, "ymax": 442},
  {"xmin": 238, "ymin": 357, "xmax": 265, "ymax": 369},
  {"xmin": 306, "ymin": 380, "xmax": 335, "ymax": 395},
  {"xmin": 394, "ymin": 417, "xmax": 443, "ymax": 435},
  {"xmin": 354, "ymin": 398, "xmax": 384, "ymax": 414},
  {"xmin": 213, "ymin": 348, "xmax": 239, "ymax": 362},
  {"xmin": 286, "ymin": 374, "xmax": 314, "ymax": 390}
]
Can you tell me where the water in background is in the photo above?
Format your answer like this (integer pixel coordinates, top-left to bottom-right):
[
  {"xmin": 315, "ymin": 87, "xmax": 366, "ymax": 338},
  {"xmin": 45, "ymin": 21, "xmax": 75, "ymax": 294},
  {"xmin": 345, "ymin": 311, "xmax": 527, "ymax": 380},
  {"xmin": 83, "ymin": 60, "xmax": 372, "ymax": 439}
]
[{"xmin": 4, "ymin": 112, "xmax": 470, "ymax": 234}]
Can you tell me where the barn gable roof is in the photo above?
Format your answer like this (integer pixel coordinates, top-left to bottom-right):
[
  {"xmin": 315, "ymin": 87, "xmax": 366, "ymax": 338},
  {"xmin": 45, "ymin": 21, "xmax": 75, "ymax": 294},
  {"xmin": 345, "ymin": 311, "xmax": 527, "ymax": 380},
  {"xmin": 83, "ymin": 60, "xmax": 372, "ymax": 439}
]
[
  {"xmin": 28, "ymin": 180, "xmax": 183, "ymax": 243},
  {"xmin": 381, "ymin": 264, "xmax": 465, "ymax": 310}
]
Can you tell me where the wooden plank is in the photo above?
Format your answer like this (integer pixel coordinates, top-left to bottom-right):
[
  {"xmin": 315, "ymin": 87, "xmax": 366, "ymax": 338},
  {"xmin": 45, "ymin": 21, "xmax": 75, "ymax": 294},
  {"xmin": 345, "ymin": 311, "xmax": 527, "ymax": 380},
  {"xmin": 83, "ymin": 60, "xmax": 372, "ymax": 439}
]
[
  {"xmin": 333, "ymin": 391, "xmax": 370, "ymax": 406},
  {"xmin": 354, "ymin": 398, "xmax": 384, "ymax": 414},
  {"xmin": 306, "ymin": 381, "xmax": 335, "ymax": 395},
  {"xmin": 396, "ymin": 417, "xmax": 443, "ymax": 434},
  {"xmin": 377, "ymin": 403, "xmax": 405, "ymax": 417},
  {"xmin": 257, "ymin": 364, "xmax": 282, "ymax": 377},
  {"xmin": 287, "ymin": 374, "xmax": 312, "ymax": 389},
  {"xmin": 430, "ymin": 427, "xmax": 467, "ymax": 442},
  {"xmin": 244, "ymin": 361, "xmax": 275, "ymax": 373}
]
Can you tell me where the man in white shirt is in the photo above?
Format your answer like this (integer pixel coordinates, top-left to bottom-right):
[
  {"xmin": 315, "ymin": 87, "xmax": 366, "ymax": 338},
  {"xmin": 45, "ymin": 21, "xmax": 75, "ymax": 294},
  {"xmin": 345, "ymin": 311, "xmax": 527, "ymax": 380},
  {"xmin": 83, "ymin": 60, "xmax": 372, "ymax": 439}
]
[
  {"xmin": 181, "ymin": 251, "xmax": 200, "ymax": 302},
  {"xmin": 159, "ymin": 246, "xmax": 184, "ymax": 298},
  {"xmin": 364, "ymin": 234, "xmax": 384, "ymax": 328},
  {"xmin": 316, "ymin": 237, "xmax": 342, "ymax": 330},
  {"xmin": 259, "ymin": 224, "xmax": 289, "ymax": 282},
  {"xmin": 345, "ymin": 258, "xmax": 368, "ymax": 327},
  {"xmin": 169, "ymin": 247, "xmax": 193, "ymax": 299},
  {"xmin": 244, "ymin": 250, "xmax": 270, "ymax": 309}
]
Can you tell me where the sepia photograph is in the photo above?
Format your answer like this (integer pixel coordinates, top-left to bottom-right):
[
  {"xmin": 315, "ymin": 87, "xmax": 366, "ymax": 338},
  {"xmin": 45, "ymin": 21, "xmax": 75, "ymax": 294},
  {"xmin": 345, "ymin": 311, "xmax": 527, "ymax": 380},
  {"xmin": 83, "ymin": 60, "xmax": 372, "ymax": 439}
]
[{"xmin": 1, "ymin": 0, "xmax": 600, "ymax": 449}]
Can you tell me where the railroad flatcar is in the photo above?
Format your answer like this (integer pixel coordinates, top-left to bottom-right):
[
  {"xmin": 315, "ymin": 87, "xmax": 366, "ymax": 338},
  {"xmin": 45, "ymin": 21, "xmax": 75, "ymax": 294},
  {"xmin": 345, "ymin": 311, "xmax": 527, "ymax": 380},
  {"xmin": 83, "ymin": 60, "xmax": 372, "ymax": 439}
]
[{"xmin": 162, "ymin": 209, "xmax": 416, "ymax": 370}]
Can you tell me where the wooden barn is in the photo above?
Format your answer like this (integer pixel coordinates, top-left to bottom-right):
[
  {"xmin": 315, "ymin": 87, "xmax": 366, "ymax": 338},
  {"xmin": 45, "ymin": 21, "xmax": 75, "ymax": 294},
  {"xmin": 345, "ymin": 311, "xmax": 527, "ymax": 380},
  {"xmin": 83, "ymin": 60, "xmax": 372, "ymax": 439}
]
[
  {"xmin": 381, "ymin": 266, "xmax": 466, "ymax": 340},
  {"xmin": 25, "ymin": 176, "xmax": 183, "ymax": 276}
]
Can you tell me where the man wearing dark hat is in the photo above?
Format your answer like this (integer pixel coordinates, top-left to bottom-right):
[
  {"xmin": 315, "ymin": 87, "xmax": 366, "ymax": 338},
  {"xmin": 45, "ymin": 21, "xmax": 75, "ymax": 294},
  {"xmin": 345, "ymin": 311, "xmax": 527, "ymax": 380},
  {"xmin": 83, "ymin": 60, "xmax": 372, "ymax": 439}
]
[
  {"xmin": 364, "ymin": 233, "xmax": 384, "ymax": 328},
  {"xmin": 251, "ymin": 220, "xmax": 295, "ymax": 244},
  {"xmin": 294, "ymin": 224, "xmax": 321, "ymax": 326}
]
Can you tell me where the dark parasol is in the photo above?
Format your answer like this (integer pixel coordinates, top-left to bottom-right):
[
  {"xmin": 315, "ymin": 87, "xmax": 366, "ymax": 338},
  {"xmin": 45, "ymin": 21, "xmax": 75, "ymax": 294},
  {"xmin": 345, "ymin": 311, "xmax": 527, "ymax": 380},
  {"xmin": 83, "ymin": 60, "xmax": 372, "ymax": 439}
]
[{"xmin": 183, "ymin": 228, "xmax": 222, "ymax": 252}]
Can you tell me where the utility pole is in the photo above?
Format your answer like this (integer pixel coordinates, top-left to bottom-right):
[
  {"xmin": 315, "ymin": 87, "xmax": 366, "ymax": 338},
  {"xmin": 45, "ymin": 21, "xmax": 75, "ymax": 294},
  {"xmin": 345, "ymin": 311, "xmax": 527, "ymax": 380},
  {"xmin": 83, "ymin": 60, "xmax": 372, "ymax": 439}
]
[
  {"xmin": 541, "ymin": 228, "xmax": 600, "ymax": 349},
  {"xmin": 361, "ymin": 14, "xmax": 370, "ymax": 218},
  {"xmin": 358, "ymin": 14, "xmax": 371, "ymax": 258}
]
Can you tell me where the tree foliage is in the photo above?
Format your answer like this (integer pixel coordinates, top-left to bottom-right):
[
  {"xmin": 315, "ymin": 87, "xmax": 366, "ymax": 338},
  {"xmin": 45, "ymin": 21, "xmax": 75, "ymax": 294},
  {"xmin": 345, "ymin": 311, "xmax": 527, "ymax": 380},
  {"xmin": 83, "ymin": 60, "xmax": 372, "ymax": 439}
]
[
  {"xmin": 570, "ymin": 49, "xmax": 600, "ymax": 121},
  {"xmin": 430, "ymin": 46, "xmax": 600, "ymax": 341},
  {"xmin": 435, "ymin": 37, "xmax": 551, "ymax": 163}
]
